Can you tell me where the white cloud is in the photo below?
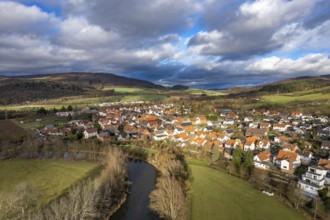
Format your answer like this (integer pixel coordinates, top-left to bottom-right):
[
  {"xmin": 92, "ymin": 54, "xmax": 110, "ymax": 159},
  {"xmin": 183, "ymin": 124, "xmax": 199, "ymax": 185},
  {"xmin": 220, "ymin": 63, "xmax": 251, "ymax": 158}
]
[
  {"xmin": 0, "ymin": 1, "xmax": 58, "ymax": 33},
  {"xmin": 274, "ymin": 20, "xmax": 330, "ymax": 53},
  {"xmin": 57, "ymin": 16, "xmax": 120, "ymax": 49},
  {"xmin": 246, "ymin": 53, "xmax": 330, "ymax": 75}
]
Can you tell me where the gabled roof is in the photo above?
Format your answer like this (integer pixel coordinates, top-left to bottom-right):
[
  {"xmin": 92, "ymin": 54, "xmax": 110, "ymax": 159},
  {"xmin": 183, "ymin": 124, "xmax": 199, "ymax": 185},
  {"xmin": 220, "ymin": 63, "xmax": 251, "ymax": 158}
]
[
  {"xmin": 282, "ymin": 143, "xmax": 299, "ymax": 152},
  {"xmin": 85, "ymin": 128, "xmax": 98, "ymax": 134},
  {"xmin": 175, "ymin": 132, "xmax": 188, "ymax": 140},
  {"xmin": 259, "ymin": 139, "xmax": 270, "ymax": 146},
  {"xmin": 225, "ymin": 139, "xmax": 236, "ymax": 146},
  {"xmin": 256, "ymin": 151, "xmax": 271, "ymax": 161},
  {"xmin": 273, "ymin": 124, "xmax": 288, "ymax": 128},
  {"xmin": 318, "ymin": 158, "xmax": 330, "ymax": 166},
  {"xmin": 276, "ymin": 150, "xmax": 298, "ymax": 162}
]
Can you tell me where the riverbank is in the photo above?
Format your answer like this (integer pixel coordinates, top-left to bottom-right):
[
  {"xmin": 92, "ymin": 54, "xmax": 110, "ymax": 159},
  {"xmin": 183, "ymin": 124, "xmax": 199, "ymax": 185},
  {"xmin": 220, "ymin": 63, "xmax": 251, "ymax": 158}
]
[{"xmin": 111, "ymin": 160, "xmax": 159, "ymax": 220}]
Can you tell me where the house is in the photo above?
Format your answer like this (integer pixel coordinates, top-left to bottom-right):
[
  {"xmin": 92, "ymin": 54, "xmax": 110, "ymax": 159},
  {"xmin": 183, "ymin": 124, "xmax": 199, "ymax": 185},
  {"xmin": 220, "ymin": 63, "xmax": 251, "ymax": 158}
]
[
  {"xmin": 83, "ymin": 128, "xmax": 98, "ymax": 139},
  {"xmin": 299, "ymin": 151, "xmax": 313, "ymax": 165},
  {"xmin": 47, "ymin": 128, "xmax": 64, "ymax": 136},
  {"xmin": 291, "ymin": 111, "xmax": 303, "ymax": 118},
  {"xmin": 259, "ymin": 122, "xmax": 271, "ymax": 130},
  {"xmin": 275, "ymin": 150, "xmax": 301, "ymax": 174},
  {"xmin": 223, "ymin": 118, "xmax": 234, "ymax": 125},
  {"xmin": 299, "ymin": 166, "xmax": 327, "ymax": 196},
  {"xmin": 245, "ymin": 128, "xmax": 268, "ymax": 137},
  {"xmin": 273, "ymin": 124, "xmax": 290, "ymax": 132},
  {"xmin": 97, "ymin": 132, "xmax": 111, "ymax": 142},
  {"xmin": 98, "ymin": 110, "xmax": 107, "ymax": 117},
  {"xmin": 254, "ymin": 151, "xmax": 272, "ymax": 170},
  {"xmin": 244, "ymin": 117, "xmax": 253, "ymax": 122},
  {"xmin": 218, "ymin": 134, "xmax": 229, "ymax": 143},
  {"xmin": 317, "ymin": 129, "xmax": 330, "ymax": 138},
  {"xmin": 321, "ymin": 141, "xmax": 330, "ymax": 150},
  {"xmin": 224, "ymin": 148, "xmax": 234, "ymax": 159},
  {"xmin": 205, "ymin": 132, "xmax": 218, "ymax": 141},
  {"xmin": 225, "ymin": 139, "xmax": 240, "ymax": 149},
  {"xmin": 274, "ymin": 135, "xmax": 289, "ymax": 144},
  {"xmin": 118, "ymin": 132, "xmax": 130, "ymax": 141},
  {"xmin": 174, "ymin": 132, "xmax": 189, "ymax": 142},
  {"xmin": 195, "ymin": 131, "xmax": 207, "ymax": 139},
  {"xmin": 248, "ymin": 122, "xmax": 259, "ymax": 128},
  {"xmin": 258, "ymin": 139, "xmax": 270, "ymax": 150},
  {"xmin": 182, "ymin": 126, "xmax": 196, "ymax": 134},
  {"xmin": 56, "ymin": 111, "xmax": 75, "ymax": 117},
  {"xmin": 225, "ymin": 130, "xmax": 235, "ymax": 136},
  {"xmin": 153, "ymin": 130, "xmax": 169, "ymax": 141},
  {"xmin": 318, "ymin": 158, "xmax": 330, "ymax": 168},
  {"xmin": 244, "ymin": 139, "xmax": 255, "ymax": 151},
  {"xmin": 282, "ymin": 143, "xmax": 300, "ymax": 153},
  {"xmin": 191, "ymin": 137, "xmax": 207, "ymax": 147},
  {"xmin": 318, "ymin": 159, "xmax": 330, "ymax": 185}
]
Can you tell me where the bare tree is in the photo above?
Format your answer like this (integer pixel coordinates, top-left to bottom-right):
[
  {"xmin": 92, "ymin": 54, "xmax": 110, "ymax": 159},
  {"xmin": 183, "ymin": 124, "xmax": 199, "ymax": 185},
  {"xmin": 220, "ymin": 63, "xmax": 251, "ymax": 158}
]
[
  {"xmin": 27, "ymin": 147, "xmax": 128, "ymax": 220},
  {"xmin": 14, "ymin": 182, "xmax": 39, "ymax": 215},
  {"xmin": 150, "ymin": 176, "xmax": 187, "ymax": 220}
]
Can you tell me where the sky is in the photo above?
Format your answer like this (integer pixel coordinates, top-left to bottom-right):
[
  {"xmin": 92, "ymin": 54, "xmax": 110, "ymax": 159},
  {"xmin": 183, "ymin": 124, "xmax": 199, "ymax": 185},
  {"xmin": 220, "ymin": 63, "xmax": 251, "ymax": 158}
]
[{"xmin": 0, "ymin": 0, "xmax": 329, "ymax": 89}]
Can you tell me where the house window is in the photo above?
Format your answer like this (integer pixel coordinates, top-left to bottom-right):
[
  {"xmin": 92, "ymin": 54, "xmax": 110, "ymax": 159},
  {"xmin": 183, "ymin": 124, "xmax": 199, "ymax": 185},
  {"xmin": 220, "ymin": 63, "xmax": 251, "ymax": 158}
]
[
  {"xmin": 310, "ymin": 168, "xmax": 315, "ymax": 173},
  {"xmin": 283, "ymin": 166, "xmax": 287, "ymax": 169}
]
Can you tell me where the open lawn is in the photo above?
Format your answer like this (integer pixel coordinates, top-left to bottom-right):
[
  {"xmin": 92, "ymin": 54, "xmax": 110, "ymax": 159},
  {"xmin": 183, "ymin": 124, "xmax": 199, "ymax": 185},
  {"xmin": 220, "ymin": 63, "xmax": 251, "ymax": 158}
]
[
  {"xmin": 110, "ymin": 87, "xmax": 156, "ymax": 94},
  {"xmin": 188, "ymin": 88, "xmax": 226, "ymax": 96},
  {"xmin": 261, "ymin": 86, "xmax": 330, "ymax": 105},
  {"xmin": 0, "ymin": 160, "xmax": 100, "ymax": 207},
  {"xmin": 121, "ymin": 95, "xmax": 169, "ymax": 102},
  {"xmin": 190, "ymin": 162, "xmax": 304, "ymax": 220},
  {"xmin": 0, "ymin": 96, "xmax": 120, "ymax": 111}
]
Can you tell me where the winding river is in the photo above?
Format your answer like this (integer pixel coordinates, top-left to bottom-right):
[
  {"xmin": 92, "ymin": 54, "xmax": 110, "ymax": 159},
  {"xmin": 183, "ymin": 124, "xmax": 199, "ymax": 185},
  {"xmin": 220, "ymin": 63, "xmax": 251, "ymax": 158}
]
[{"xmin": 111, "ymin": 159, "xmax": 160, "ymax": 220}]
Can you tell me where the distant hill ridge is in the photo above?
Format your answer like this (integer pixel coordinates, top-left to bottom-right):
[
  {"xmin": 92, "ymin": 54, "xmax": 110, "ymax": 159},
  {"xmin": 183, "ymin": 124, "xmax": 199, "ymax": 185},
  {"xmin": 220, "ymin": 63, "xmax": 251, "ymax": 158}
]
[
  {"xmin": 0, "ymin": 72, "xmax": 164, "ymax": 105},
  {"xmin": 1, "ymin": 72, "xmax": 164, "ymax": 89},
  {"xmin": 228, "ymin": 74, "xmax": 330, "ymax": 96}
]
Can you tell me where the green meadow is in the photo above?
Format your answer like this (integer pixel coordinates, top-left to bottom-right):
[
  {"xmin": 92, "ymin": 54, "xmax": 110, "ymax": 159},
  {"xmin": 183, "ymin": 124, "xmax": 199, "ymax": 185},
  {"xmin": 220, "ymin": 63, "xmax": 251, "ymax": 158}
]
[
  {"xmin": 0, "ymin": 160, "xmax": 99, "ymax": 207},
  {"xmin": 189, "ymin": 162, "xmax": 304, "ymax": 220}
]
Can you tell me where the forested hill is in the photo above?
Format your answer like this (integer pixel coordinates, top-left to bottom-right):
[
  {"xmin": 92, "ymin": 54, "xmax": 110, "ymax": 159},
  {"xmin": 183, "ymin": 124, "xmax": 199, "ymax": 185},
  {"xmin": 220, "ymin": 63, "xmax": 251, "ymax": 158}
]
[
  {"xmin": 229, "ymin": 75, "xmax": 330, "ymax": 97},
  {"xmin": 0, "ymin": 72, "xmax": 164, "ymax": 105},
  {"xmin": 2, "ymin": 72, "xmax": 164, "ymax": 89}
]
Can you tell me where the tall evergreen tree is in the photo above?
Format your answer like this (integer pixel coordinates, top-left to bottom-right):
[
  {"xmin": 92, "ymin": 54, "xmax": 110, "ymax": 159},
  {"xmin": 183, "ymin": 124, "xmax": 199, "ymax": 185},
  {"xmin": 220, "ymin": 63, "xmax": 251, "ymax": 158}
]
[
  {"xmin": 232, "ymin": 148, "xmax": 243, "ymax": 173},
  {"xmin": 244, "ymin": 150, "xmax": 254, "ymax": 178}
]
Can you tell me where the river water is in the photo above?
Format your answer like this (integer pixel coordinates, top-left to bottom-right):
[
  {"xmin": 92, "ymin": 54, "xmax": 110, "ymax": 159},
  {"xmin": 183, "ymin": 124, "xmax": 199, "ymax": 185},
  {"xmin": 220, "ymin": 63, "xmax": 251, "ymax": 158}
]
[{"xmin": 110, "ymin": 159, "xmax": 160, "ymax": 220}]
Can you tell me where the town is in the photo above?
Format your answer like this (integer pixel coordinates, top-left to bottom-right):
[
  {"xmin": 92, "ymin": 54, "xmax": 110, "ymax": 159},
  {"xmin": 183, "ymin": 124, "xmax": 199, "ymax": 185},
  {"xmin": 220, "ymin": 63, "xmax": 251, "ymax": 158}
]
[{"xmin": 35, "ymin": 102, "xmax": 330, "ymax": 199}]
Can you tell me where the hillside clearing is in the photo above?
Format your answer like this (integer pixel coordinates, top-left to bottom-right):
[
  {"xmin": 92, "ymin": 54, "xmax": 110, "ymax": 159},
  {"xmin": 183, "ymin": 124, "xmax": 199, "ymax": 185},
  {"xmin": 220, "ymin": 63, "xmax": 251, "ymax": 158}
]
[
  {"xmin": 121, "ymin": 95, "xmax": 169, "ymax": 102},
  {"xmin": 190, "ymin": 163, "xmax": 304, "ymax": 220}
]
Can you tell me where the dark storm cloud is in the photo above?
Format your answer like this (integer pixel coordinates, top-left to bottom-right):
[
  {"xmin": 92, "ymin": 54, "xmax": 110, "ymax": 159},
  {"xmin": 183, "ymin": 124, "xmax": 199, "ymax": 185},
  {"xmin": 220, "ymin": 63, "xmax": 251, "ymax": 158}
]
[
  {"xmin": 63, "ymin": 0, "xmax": 201, "ymax": 40},
  {"xmin": 188, "ymin": 0, "xmax": 316, "ymax": 59},
  {"xmin": 303, "ymin": 0, "xmax": 330, "ymax": 29}
]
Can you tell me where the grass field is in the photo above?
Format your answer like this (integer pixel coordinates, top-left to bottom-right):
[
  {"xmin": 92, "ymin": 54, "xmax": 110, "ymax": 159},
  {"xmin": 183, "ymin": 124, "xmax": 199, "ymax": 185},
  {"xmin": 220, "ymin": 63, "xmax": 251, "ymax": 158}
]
[
  {"xmin": 261, "ymin": 86, "xmax": 330, "ymax": 105},
  {"xmin": 189, "ymin": 162, "xmax": 304, "ymax": 220},
  {"xmin": 0, "ymin": 96, "xmax": 120, "ymax": 111},
  {"xmin": 121, "ymin": 95, "xmax": 169, "ymax": 102},
  {"xmin": 0, "ymin": 160, "xmax": 99, "ymax": 207},
  {"xmin": 111, "ymin": 87, "xmax": 156, "ymax": 94},
  {"xmin": 188, "ymin": 88, "xmax": 226, "ymax": 96}
]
